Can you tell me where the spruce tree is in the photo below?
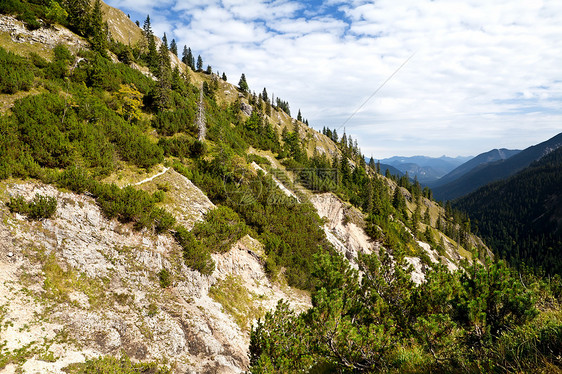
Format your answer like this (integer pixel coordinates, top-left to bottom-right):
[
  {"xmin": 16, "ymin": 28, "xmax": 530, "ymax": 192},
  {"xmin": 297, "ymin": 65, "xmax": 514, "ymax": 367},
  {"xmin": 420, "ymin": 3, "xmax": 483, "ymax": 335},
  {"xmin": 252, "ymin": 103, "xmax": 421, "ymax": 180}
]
[
  {"xmin": 155, "ymin": 42, "xmax": 171, "ymax": 110},
  {"xmin": 182, "ymin": 45, "xmax": 188, "ymax": 65},
  {"xmin": 238, "ymin": 73, "xmax": 249, "ymax": 93},
  {"xmin": 369, "ymin": 156, "xmax": 376, "ymax": 170},
  {"xmin": 196, "ymin": 55, "xmax": 203, "ymax": 71},
  {"xmin": 182, "ymin": 46, "xmax": 195, "ymax": 70},
  {"xmin": 189, "ymin": 49, "xmax": 195, "ymax": 70},
  {"xmin": 222, "ymin": 72, "xmax": 227, "ymax": 81},
  {"xmin": 170, "ymin": 39, "xmax": 177, "ymax": 56},
  {"xmin": 89, "ymin": 0, "xmax": 107, "ymax": 56},
  {"xmin": 65, "ymin": 0, "xmax": 90, "ymax": 36},
  {"xmin": 143, "ymin": 15, "xmax": 158, "ymax": 73}
]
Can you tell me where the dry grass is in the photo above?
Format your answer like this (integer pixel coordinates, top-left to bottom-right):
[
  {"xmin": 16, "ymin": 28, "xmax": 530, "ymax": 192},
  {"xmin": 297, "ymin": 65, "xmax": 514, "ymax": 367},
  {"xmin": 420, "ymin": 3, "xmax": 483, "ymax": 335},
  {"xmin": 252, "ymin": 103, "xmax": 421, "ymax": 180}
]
[
  {"xmin": 209, "ymin": 275, "xmax": 265, "ymax": 332},
  {"xmin": 0, "ymin": 87, "xmax": 42, "ymax": 113},
  {"xmin": 0, "ymin": 31, "xmax": 52, "ymax": 59}
]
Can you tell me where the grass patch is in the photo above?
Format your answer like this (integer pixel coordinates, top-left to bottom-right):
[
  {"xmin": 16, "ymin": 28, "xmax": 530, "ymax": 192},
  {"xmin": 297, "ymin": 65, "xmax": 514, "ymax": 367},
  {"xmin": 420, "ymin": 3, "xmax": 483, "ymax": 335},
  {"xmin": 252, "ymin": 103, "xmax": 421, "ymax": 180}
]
[
  {"xmin": 42, "ymin": 254, "xmax": 107, "ymax": 309},
  {"xmin": 0, "ymin": 31, "xmax": 52, "ymax": 60},
  {"xmin": 209, "ymin": 275, "xmax": 264, "ymax": 332}
]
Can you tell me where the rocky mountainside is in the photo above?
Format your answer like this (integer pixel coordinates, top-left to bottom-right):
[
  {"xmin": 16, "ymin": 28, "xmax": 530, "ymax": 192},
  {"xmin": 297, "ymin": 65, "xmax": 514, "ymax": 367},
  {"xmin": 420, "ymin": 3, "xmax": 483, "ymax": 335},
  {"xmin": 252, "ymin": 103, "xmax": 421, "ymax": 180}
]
[{"xmin": 0, "ymin": 174, "xmax": 310, "ymax": 374}]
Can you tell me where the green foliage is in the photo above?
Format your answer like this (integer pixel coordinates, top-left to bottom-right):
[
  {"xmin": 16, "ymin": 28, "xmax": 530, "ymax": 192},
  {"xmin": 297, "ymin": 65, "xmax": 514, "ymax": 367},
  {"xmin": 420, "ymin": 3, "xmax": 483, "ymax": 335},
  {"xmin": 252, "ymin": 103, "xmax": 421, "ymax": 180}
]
[
  {"xmin": 55, "ymin": 167, "xmax": 175, "ymax": 233},
  {"xmin": 89, "ymin": 0, "xmax": 106, "ymax": 55},
  {"xmin": 173, "ymin": 226, "xmax": 215, "ymax": 275},
  {"xmin": 64, "ymin": 353, "xmax": 170, "ymax": 374},
  {"xmin": 152, "ymin": 108, "xmax": 197, "ymax": 136},
  {"xmin": 187, "ymin": 152, "xmax": 332, "ymax": 289},
  {"xmin": 10, "ymin": 93, "xmax": 73, "ymax": 168},
  {"xmin": 238, "ymin": 73, "xmax": 249, "ymax": 93},
  {"xmin": 7, "ymin": 194, "xmax": 57, "ymax": 220},
  {"xmin": 192, "ymin": 206, "xmax": 249, "ymax": 253},
  {"xmin": 0, "ymin": 0, "xmax": 50, "ymax": 29},
  {"xmin": 44, "ymin": 0, "xmax": 67, "ymax": 25},
  {"xmin": 158, "ymin": 268, "xmax": 171, "ymax": 288},
  {"xmin": 250, "ymin": 300, "xmax": 315, "ymax": 373},
  {"xmin": 65, "ymin": 0, "xmax": 91, "ymax": 36},
  {"xmin": 0, "ymin": 47, "xmax": 34, "ymax": 94},
  {"xmin": 249, "ymin": 252, "xmax": 548, "ymax": 373}
]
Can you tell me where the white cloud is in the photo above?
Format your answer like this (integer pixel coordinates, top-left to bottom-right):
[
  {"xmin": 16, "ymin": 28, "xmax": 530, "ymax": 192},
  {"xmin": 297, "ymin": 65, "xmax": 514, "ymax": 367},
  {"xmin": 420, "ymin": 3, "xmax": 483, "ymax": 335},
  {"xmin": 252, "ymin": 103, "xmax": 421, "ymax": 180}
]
[{"xmin": 105, "ymin": 0, "xmax": 562, "ymax": 158}]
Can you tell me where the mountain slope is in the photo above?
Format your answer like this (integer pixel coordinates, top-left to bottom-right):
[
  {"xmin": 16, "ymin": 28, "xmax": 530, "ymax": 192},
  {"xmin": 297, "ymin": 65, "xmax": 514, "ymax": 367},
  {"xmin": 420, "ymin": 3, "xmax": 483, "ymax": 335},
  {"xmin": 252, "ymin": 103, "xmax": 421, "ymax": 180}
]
[
  {"xmin": 433, "ymin": 132, "xmax": 562, "ymax": 201},
  {"xmin": 429, "ymin": 148, "xmax": 521, "ymax": 188},
  {"xmin": 1, "ymin": 2, "xmax": 560, "ymax": 373},
  {"xmin": 455, "ymin": 146, "xmax": 562, "ymax": 274},
  {"xmin": 379, "ymin": 163, "xmax": 404, "ymax": 178}
]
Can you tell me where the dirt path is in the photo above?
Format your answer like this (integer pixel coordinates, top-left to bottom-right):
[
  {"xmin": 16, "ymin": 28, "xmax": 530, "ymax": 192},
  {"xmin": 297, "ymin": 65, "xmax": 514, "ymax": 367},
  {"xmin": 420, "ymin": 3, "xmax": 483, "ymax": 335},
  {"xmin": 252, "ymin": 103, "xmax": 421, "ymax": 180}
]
[{"xmin": 132, "ymin": 167, "xmax": 170, "ymax": 186}]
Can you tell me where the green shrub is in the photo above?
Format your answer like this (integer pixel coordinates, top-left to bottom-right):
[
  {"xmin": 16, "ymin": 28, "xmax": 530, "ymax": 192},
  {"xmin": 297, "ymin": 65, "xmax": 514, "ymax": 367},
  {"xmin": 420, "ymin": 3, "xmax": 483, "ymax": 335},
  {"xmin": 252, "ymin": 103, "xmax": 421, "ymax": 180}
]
[
  {"xmin": 152, "ymin": 108, "xmax": 197, "ymax": 136},
  {"xmin": 7, "ymin": 194, "xmax": 57, "ymax": 220},
  {"xmin": 0, "ymin": 47, "xmax": 34, "ymax": 94},
  {"xmin": 0, "ymin": 0, "xmax": 24, "ymax": 15},
  {"xmin": 151, "ymin": 207, "xmax": 176, "ymax": 233},
  {"xmin": 174, "ymin": 226, "xmax": 214, "ymax": 275},
  {"xmin": 6, "ymin": 195, "xmax": 29, "ymax": 215},
  {"xmin": 11, "ymin": 93, "xmax": 73, "ymax": 168},
  {"xmin": 158, "ymin": 268, "xmax": 171, "ymax": 288},
  {"xmin": 64, "ymin": 354, "xmax": 170, "ymax": 374},
  {"xmin": 192, "ymin": 206, "xmax": 249, "ymax": 253},
  {"xmin": 28, "ymin": 194, "xmax": 57, "ymax": 219}
]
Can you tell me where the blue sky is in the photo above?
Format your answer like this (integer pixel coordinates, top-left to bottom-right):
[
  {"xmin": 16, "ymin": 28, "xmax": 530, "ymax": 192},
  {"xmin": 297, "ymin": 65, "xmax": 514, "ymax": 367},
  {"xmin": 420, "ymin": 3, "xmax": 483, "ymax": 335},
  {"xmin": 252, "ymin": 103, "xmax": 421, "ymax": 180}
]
[{"xmin": 106, "ymin": 0, "xmax": 562, "ymax": 158}]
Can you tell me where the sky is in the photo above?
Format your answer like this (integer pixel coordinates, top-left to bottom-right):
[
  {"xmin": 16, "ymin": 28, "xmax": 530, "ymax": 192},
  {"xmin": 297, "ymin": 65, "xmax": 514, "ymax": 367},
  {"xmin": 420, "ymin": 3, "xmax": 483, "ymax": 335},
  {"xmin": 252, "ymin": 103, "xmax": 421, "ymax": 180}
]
[{"xmin": 105, "ymin": 0, "xmax": 562, "ymax": 159}]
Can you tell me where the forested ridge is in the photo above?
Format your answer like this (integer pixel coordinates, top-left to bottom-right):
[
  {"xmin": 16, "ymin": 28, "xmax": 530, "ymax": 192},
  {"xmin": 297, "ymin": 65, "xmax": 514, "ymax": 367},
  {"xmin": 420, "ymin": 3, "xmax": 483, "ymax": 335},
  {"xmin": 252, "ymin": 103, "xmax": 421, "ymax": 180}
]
[
  {"xmin": 456, "ymin": 147, "xmax": 562, "ymax": 275},
  {"xmin": 0, "ymin": 1, "xmax": 561, "ymax": 372}
]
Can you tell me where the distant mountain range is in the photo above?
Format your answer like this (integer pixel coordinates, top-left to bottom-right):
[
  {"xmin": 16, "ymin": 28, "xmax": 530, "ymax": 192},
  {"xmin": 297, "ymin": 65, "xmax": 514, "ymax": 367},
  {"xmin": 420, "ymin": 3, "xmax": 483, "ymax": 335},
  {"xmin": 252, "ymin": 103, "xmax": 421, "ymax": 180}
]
[
  {"xmin": 377, "ymin": 155, "xmax": 472, "ymax": 183},
  {"xmin": 428, "ymin": 148, "xmax": 521, "ymax": 189},
  {"xmin": 432, "ymin": 132, "xmax": 562, "ymax": 201}
]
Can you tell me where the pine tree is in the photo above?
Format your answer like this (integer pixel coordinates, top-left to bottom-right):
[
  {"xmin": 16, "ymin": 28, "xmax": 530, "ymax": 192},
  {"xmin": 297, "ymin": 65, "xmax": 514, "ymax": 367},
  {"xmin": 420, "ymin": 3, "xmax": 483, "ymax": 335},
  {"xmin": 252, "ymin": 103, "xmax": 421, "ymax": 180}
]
[
  {"xmin": 169, "ymin": 39, "xmax": 177, "ymax": 56},
  {"xmin": 189, "ymin": 49, "xmax": 195, "ymax": 70},
  {"xmin": 238, "ymin": 73, "xmax": 249, "ymax": 93},
  {"xmin": 162, "ymin": 33, "xmax": 168, "ymax": 49},
  {"xmin": 155, "ymin": 42, "xmax": 171, "ymax": 110},
  {"xmin": 181, "ymin": 45, "xmax": 188, "ymax": 66},
  {"xmin": 196, "ymin": 55, "xmax": 203, "ymax": 71},
  {"xmin": 143, "ymin": 15, "xmax": 158, "ymax": 73},
  {"xmin": 65, "ymin": 0, "xmax": 90, "ymax": 35},
  {"xmin": 142, "ymin": 15, "xmax": 151, "ymax": 38},
  {"xmin": 297, "ymin": 109, "xmax": 302, "ymax": 122},
  {"xmin": 222, "ymin": 72, "xmax": 227, "ymax": 81},
  {"xmin": 89, "ymin": 0, "xmax": 107, "ymax": 55}
]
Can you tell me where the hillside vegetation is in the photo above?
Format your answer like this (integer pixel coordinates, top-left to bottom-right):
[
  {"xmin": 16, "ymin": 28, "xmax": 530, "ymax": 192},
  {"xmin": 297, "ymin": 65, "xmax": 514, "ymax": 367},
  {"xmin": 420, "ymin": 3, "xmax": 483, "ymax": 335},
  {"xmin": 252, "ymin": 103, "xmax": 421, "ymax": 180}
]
[{"xmin": 0, "ymin": 1, "xmax": 561, "ymax": 373}]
